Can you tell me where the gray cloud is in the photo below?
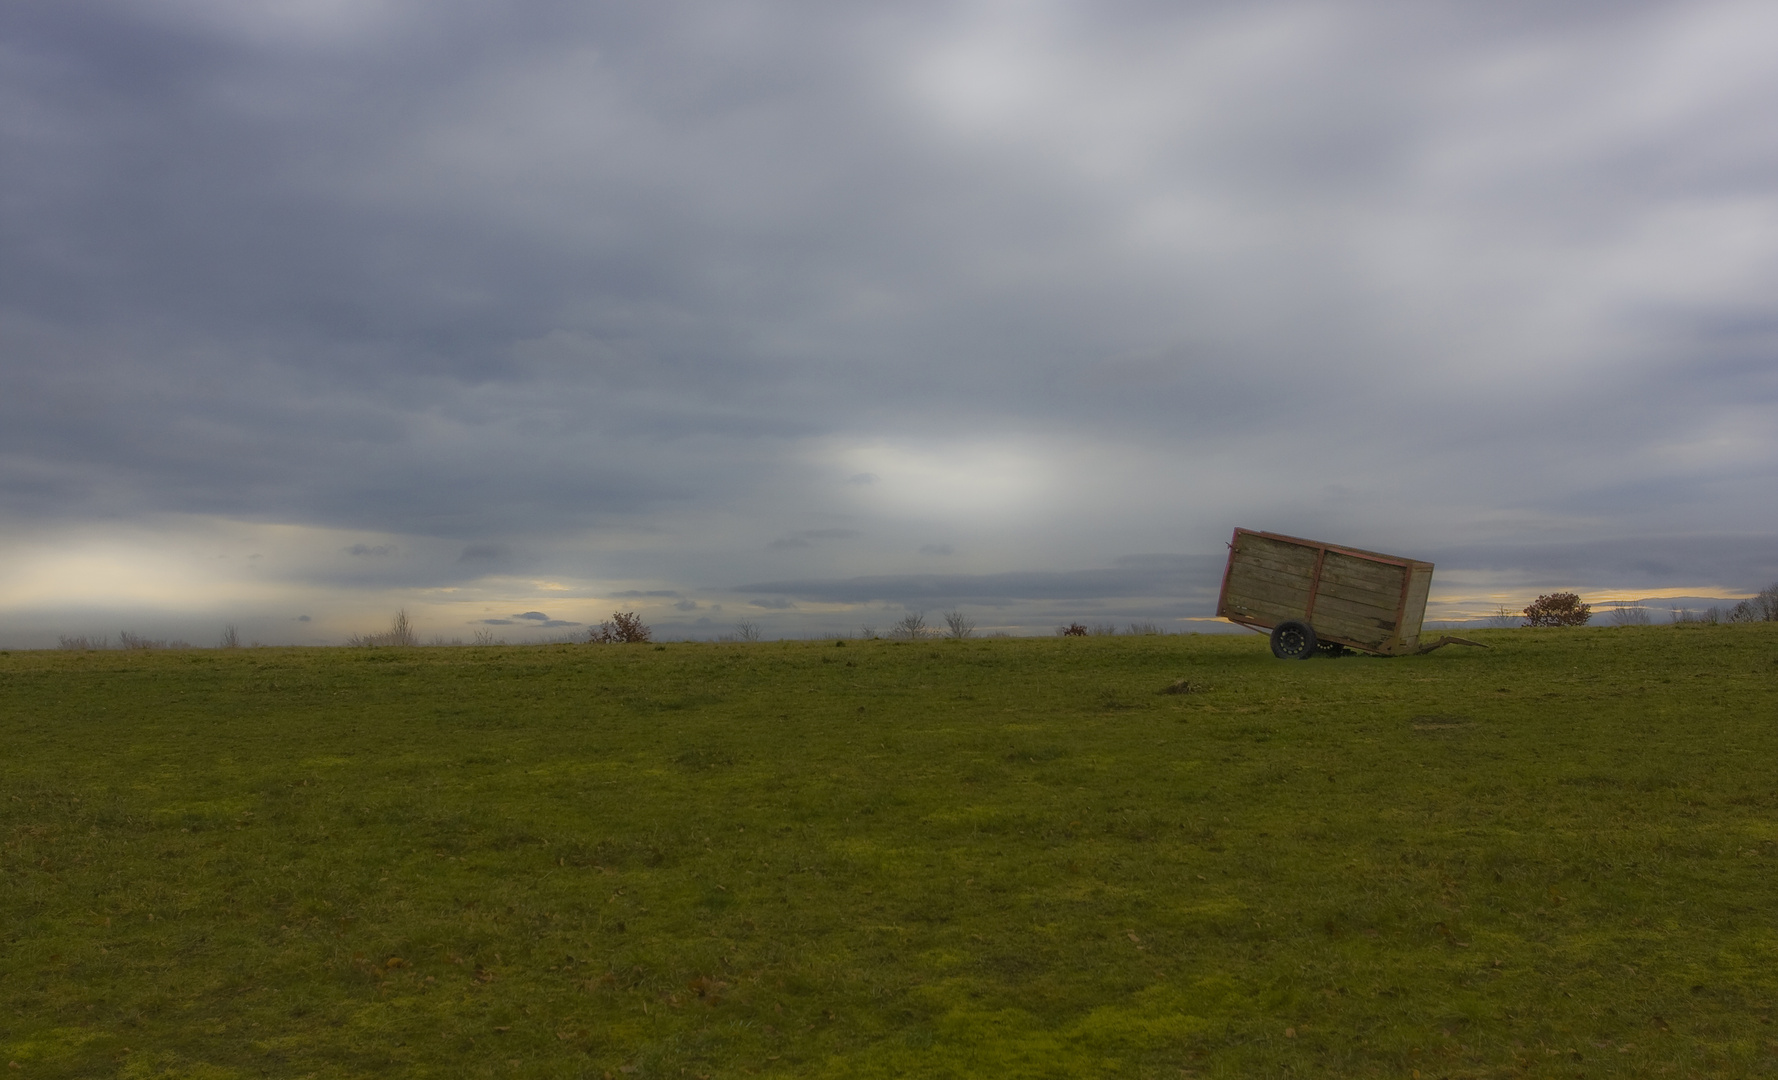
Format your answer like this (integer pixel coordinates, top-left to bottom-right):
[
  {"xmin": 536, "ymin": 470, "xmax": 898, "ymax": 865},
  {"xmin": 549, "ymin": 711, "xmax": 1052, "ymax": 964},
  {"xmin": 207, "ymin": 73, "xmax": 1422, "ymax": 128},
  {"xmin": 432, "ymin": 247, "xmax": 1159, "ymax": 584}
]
[
  {"xmin": 769, "ymin": 528, "xmax": 861, "ymax": 549},
  {"xmin": 1425, "ymin": 535, "xmax": 1778, "ymax": 592},
  {"xmin": 2, "ymin": 0, "xmax": 1776, "ymax": 641},
  {"xmin": 458, "ymin": 545, "xmax": 511, "ymax": 564},
  {"xmin": 737, "ymin": 555, "xmax": 1223, "ymax": 607}
]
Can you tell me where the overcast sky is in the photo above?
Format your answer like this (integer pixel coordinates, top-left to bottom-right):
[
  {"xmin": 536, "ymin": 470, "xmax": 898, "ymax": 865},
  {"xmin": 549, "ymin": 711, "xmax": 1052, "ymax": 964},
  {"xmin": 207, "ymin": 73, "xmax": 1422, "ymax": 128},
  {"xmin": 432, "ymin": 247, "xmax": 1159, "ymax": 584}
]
[{"xmin": 3, "ymin": 0, "xmax": 1775, "ymax": 645}]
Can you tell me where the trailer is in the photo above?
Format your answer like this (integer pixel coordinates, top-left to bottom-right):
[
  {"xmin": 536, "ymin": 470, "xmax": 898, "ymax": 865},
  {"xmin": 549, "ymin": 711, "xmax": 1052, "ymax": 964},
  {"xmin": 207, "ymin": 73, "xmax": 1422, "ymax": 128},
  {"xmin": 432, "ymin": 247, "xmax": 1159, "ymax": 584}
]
[{"xmin": 1215, "ymin": 528, "xmax": 1481, "ymax": 659}]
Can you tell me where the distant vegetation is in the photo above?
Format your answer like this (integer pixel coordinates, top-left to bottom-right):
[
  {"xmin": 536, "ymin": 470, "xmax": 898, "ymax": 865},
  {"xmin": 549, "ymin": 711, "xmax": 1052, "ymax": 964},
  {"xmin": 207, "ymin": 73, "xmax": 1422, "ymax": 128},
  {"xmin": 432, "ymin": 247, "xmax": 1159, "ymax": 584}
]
[
  {"xmin": 1522, "ymin": 591, "xmax": 1592, "ymax": 627},
  {"xmin": 586, "ymin": 611, "xmax": 652, "ymax": 644},
  {"xmin": 346, "ymin": 608, "xmax": 417, "ymax": 647},
  {"xmin": 1729, "ymin": 580, "xmax": 1778, "ymax": 622}
]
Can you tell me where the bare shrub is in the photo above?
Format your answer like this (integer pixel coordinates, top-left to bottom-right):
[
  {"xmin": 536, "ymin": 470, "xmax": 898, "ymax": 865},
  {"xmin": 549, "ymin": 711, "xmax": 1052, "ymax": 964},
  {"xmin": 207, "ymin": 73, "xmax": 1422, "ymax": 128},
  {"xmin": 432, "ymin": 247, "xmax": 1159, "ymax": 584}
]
[
  {"xmin": 588, "ymin": 612, "xmax": 652, "ymax": 644},
  {"xmin": 1485, "ymin": 604, "xmax": 1519, "ymax": 629},
  {"xmin": 471, "ymin": 629, "xmax": 504, "ymax": 646},
  {"xmin": 57, "ymin": 634, "xmax": 108, "ymax": 651},
  {"xmin": 1523, "ymin": 592, "xmax": 1591, "ymax": 628},
  {"xmin": 1090, "ymin": 622, "xmax": 1118, "ymax": 636},
  {"xmin": 348, "ymin": 609, "xmax": 418, "ymax": 647},
  {"xmin": 943, "ymin": 610, "xmax": 975, "ymax": 640},
  {"xmin": 891, "ymin": 612, "xmax": 929, "ymax": 640},
  {"xmin": 1672, "ymin": 607, "xmax": 1720, "ymax": 625},
  {"xmin": 858, "ymin": 625, "xmax": 878, "ymax": 640},
  {"xmin": 220, "ymin": 624, "xmax": 240, "ymax": 648},
  {"xmin": 734, "ymin": 621, "xmax": 762, "ymax": 643},
  {"xmin": 1608, "ymin": 604, "xmax": 1650, "ymax": 626},
  {"xmin": 1727, "ymin": 581, "xmax": 1778, "ymax": 622},
  {"xmin": 1127, "ymin": 622, "xmax": 1161, "ymax": 636},
  {"xmin": 1058, "ymin": 623, "xmax": 1088, "ymax": 637}
]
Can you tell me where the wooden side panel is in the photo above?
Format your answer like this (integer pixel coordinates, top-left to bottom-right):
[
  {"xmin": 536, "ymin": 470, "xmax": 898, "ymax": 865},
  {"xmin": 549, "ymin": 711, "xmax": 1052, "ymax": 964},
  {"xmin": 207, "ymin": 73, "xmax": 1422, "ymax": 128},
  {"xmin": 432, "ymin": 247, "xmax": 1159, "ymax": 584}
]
[
  {"xmin": 1219, "ymin": 533, "xmax": 1318, "ymax": 626},
  {"xmin": 1316, "ymin": 551, "xmax": 1406, "ymax": 649},
  {"xmin": 1310, "ymin": 595, "xmax": 1398, "ymax": 647},
  {"xmin": 1397, "ymin": 563, "xmax": 1434, "ymax": 648}
]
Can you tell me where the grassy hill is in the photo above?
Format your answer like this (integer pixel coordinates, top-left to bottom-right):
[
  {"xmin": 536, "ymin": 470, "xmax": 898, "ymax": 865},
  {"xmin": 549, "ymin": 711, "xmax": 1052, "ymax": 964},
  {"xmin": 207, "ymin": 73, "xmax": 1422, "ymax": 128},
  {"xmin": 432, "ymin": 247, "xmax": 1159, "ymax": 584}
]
[{"xmin": 3, "ymin": 626, "xmax": 1775, "ymax": 1077}]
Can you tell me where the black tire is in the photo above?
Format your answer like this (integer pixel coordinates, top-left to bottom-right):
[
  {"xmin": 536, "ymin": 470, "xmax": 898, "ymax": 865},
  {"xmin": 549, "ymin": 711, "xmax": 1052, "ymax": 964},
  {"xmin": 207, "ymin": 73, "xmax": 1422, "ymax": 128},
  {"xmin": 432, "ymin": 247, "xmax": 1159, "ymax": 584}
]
[{"xmin": 1269, "ymin": 620, "xmax": 1317, "ymax": 660}]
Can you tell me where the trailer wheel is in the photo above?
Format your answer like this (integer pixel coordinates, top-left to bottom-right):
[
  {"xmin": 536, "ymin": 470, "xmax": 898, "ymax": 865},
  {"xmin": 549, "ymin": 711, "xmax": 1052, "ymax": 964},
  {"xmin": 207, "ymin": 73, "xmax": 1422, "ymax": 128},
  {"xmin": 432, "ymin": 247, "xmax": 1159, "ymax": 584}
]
[{"xmin": 1270, "ymin": 620, "xmax": 1317, "ymax": 660}]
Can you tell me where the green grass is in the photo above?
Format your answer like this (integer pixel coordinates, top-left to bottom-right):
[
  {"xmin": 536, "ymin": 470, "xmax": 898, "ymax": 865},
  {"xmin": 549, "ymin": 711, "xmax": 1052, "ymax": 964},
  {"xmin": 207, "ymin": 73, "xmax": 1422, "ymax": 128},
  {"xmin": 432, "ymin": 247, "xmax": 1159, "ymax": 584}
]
[{"xmin": 3, "ymin": 626, "xmax": 1776, "ymax": 1078}]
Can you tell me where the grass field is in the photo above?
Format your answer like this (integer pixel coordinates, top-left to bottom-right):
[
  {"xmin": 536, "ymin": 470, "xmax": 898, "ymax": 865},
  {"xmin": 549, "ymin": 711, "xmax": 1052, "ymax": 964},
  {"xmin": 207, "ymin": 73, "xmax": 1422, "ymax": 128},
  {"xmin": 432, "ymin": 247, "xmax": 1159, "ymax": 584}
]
[{"xmin": 3, "ymin": 625, "xmax": 1776, "ymax": 1078}]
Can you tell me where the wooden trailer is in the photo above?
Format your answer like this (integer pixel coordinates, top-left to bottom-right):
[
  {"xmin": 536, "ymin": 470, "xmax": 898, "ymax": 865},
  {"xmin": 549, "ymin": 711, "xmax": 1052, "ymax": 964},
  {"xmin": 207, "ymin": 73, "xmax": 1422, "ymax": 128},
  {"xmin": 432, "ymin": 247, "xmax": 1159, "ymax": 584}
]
[{"xmin": 1215, "ymin": 528, "xmax": 1479, "ymax": 659}]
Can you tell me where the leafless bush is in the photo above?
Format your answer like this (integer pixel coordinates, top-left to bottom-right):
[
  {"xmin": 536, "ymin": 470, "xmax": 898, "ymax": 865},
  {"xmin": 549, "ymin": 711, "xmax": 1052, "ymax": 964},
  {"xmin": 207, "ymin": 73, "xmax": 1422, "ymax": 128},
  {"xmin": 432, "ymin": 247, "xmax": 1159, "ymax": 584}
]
[
  {"xmin": 734, "ymin": 621, "xmax": 762, "ymax": 643},
  {"xmin": 118, "ymin": 631, "xmax": 187, "ymax": 650},
  {"xmin": 588, "ymin": 611, "xmax": 652, "ymax": 644},
  {"xmin": 943, "ymin": 610, "xmax": 975, "ymax": 640},
  {"xmin": 471, "ymin": 629, "xmax": 504, "ymax": 646},
  {"xmin": 858, "ymin": 625, "xmax": 878, "ymax": 640},
  {"xmin": 1523, "ymin": 592, "xmax": 1591, "ymax": 628},
  {"xmin": 1058, "ymin": 623, "xmax": 1088, "ymax": 637},
  {"xmin": 1090, "ymin": 622, "xmax": 1119, "ymax": 636},
  {"xmin": 891, "ymin": 612, "xmax": 929, "ymax": 640},
  {"xmin": 1727, "ymin": 581, "xmax": 1778, "ymax": 622},
  {"xmin": 348, "ymin": 609, "xmax": 418, "ymax": 647},
  {"xmin": 1672, "ymin": 607, "xmax": 1720, "ymax": 625},
  {"xmin": 219, "ymin": 624, "xmax": 240, "ymax": 648},
  {"xmin": 1485, "ymin": 604, "xmax": 1519, "ymax": 629},
  {"xmin": 1127, "ymin": 621, "xmax": 1161, "ymax": 636},
  {"xmin": 57, "ymin": 634, "xmax": 109, "ymax": 651},
  {"xmin": 1608, "ymin": 604, "xmax": 1651, "ymax": 626}
]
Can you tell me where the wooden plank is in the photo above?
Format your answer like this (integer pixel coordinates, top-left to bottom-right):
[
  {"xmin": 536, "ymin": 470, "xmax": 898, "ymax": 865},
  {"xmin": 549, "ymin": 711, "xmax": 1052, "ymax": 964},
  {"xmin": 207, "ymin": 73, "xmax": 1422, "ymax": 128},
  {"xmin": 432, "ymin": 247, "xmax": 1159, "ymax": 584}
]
[
  {"xmin": 1319, "ymin": 552, "xmax": 1404, "ymax": 584},
  {"xmin": 1233, "ymin": 543, "xmax": 1320, "ymax": 576},
  {"xmin": 1227, "ymin": 562, "xmax": 1316, "ymax": 593},
  {"xmin": 1226, "ymin": 597, "xmax": 1309, "ymax": 625},
  {"xmin": 1313, "ymin": 593, "xmax": 1400, "ymax": 630},
  {"xmin": 1224, "ymin": 585, "xmax": 1311, "ymax": 615},
  {"xmin": 1251, "ymin": 531, "xmax": 1409, "ymax": 567},
  {"xmin": 1313, "ymin": 577, "xmax": 1406, "ymax": 613},
  {"xmin": 1319, "ymin": 552, "xmax": 1407, "ymax": 593},
  {"xmin": 1311, "ymin": 616, "xmax": 1390, "ymax": 648}
]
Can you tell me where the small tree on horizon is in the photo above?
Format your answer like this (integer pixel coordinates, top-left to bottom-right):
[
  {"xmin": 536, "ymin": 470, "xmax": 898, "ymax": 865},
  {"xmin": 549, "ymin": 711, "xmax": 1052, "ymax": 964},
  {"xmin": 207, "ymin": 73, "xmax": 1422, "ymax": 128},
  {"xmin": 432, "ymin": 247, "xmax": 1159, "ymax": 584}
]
[
  {"xmin": 891, "ymin": 612, "xmax": 928, "ymax": 640},
  {"xmin": 943, "ymin": 610, "xmax": 974, "ymax": 639},
  {"xmin": 1524, "ymin": 592, "xmax": 1591, "ymax": 628},
  {"xmin": 588, "ymin": 611, "xmax": 652, "ymax": 644},
  {"xmin": 347, "ymin": 609, "xmax": 417, "ymax": 647}
]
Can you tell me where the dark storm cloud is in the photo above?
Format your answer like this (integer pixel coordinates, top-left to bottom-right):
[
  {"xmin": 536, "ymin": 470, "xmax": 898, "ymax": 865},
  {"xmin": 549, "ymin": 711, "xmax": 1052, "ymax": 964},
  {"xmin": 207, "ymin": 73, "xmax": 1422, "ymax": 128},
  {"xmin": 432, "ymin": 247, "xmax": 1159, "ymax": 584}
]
[
  {"xmin": 1427, "ymin": 535, "xmax": 1778, "ymax": 593},
  {"xmin": 2, "ymin": 0, "xmax": 1776, "ymax": 632},
  {"xmin": 737, "ymin": 554, "xmax": 1224, "ymax": 607}
]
